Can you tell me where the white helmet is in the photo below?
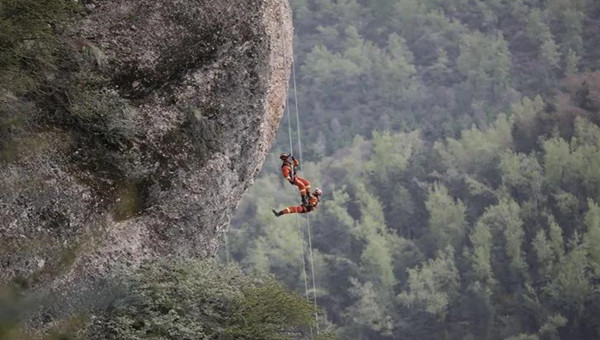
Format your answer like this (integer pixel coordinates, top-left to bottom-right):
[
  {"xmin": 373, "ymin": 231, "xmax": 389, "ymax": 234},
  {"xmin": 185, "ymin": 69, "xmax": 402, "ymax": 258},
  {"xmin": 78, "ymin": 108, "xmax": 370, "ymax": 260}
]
[{"xmin": 313, "ymin": 188, "xmax": 323, "ymax": 197}]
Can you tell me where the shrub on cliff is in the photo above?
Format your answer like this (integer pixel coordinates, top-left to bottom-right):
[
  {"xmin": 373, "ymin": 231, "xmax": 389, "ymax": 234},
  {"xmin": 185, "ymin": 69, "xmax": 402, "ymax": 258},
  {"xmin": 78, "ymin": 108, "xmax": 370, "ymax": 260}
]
[{"xmin": 86, "ymin": 259, "xmax": 318, "ymax": 340}]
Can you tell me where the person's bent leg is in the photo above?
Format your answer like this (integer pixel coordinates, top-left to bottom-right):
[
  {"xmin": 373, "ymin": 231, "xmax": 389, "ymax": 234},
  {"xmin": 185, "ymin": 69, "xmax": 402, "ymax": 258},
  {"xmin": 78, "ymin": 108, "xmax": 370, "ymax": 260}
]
[
  {"xmin": 274, "ymin": 206, "xmax": 306, "ymax": 216},
  {"xmin": 294, "ymin": 176, "xmax": 311, "ymax": 196},
  {"xmin": 284, "ymin": 206, "xmax": 304, "ymax": 214}
]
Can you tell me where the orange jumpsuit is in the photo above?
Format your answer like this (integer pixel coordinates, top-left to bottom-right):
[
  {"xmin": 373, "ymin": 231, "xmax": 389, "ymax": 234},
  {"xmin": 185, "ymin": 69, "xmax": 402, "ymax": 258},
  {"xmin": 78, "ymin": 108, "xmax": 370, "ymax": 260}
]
[
  {"xmin": 281, "ymin": 159, "xmax": 311, "ymax": 196},
  {"xmin": 279, "ymin": 196, "xmax": 320, "ymax": 215}
]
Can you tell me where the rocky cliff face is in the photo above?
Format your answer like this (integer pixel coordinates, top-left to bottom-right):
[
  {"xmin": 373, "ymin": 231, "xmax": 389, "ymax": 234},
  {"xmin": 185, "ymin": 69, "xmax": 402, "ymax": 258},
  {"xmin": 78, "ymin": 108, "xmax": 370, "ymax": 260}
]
[{"xmin": 0, "ymin": 0, "xmax": 292, "ymax": 301}]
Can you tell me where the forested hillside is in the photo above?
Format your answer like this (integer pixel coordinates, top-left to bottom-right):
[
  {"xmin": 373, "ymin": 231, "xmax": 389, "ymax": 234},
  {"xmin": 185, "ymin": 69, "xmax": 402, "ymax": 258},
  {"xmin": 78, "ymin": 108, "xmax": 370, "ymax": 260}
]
[
  {"xmin": 279, "ymin": 0, "xmax": 600, "ymax": 157},
  {"xmin": 226, "ymin": 0, "xmax": 600, "ymax": 339}
]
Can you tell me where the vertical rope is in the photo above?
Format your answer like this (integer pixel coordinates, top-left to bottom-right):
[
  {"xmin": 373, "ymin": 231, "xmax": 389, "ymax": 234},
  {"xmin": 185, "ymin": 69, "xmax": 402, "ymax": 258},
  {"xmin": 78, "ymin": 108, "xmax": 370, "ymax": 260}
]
[
  {"xmin": 295, "ymin": 217, "xmax": 312, "ymax": 339},
  {"xmin": 286, "ymin": 97, "xmax": 294, "ymax": 155},
  {"xmin": 306, "ymin": 216, "xmax": 318, "ymax": 331},
  {"xmin": 290, "ymin": 60, "xmax": 310, "ymax": 303},
  {"xmin": 292, "ymin": 58, "xmax": 319, "ymax": 332},
  {"xmin": 285, "ymin": 46, "xmax": 294, "ymax": 155},
  {"xmin": 280, "ymin": 5, "xmax": 313, "ymax": 337},
  {"xmin": 292, "ymin": 59, "xmax": 302, "ymax": 171},
  {"xmin": 296, "ymin": 218, "xmax": 310, "ymax": 300}
]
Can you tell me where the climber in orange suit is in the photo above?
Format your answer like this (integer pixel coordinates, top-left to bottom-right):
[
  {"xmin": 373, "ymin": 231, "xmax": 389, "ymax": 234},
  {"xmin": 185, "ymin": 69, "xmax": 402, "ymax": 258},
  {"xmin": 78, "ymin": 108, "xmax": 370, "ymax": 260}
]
[
  {"xmin": 273, "ymin": 188, "xmax": 322, "ymax": 217},
  {"xmin": 279, "ymin": 152, "xmax": 312, "ymax": 204}
]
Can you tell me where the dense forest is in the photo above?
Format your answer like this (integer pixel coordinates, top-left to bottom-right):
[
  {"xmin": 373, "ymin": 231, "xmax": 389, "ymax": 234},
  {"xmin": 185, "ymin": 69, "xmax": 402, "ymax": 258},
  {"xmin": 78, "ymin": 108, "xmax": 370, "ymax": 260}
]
[{"xmin": 225, "ymin": 0, "xmax": 600, "ymax": 339}]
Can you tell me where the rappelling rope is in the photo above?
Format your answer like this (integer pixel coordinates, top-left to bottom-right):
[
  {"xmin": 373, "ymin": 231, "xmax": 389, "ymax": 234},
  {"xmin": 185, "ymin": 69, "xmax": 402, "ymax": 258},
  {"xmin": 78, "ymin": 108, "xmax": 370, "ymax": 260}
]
[
  {"xmin": 291, "ymin": 58, "xmax": 319, "ymax": 333},
  {"xmin": 286, "ymin": 69, "xmax": 310, "ymax": 307},
  {"xmin": 285, "ymin": 75, "xmax": 294, "ymax": 158},
  {"xmin": 280, "ymin": 10, "xmax": 313, "ymax": 337}
]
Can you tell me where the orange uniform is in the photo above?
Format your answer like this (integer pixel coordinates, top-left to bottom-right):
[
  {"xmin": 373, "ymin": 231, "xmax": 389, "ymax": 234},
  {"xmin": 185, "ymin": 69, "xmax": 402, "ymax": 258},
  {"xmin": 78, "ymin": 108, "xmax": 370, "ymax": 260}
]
[
  {"xmin": 278, "ymin": 195, "xmax": 320, "ymax": 215},
  {"xmin": 281, "ymin": 157, "xmax": 311, "ymax": 196},
  {"xmin": 274, "ymin": 154, "xmax": 322, "ymax": 217}
]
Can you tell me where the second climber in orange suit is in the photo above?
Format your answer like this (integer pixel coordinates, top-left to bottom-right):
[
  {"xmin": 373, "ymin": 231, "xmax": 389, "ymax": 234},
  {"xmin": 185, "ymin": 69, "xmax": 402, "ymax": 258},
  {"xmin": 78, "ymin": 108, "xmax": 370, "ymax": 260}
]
[{"xmin": 273, "ymin": 188, "xmax": 322, "ymax": 217}]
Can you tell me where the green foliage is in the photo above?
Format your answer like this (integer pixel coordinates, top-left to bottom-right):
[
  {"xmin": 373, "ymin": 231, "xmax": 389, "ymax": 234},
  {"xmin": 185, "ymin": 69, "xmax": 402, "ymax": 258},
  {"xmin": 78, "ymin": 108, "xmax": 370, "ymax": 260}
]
[
  {"xmin": 344, "ymin": 279, "xmax": 393, "ymax": 336},
  {"xmin": 532, "ymin": 229, "xmax": 554, "ymax": 275},
  {"xmin": 545, "ymin": 236, "xmax": 591, "ymax": 309},
  {"xmin": 526, "ymin": 9, "xmax": 552, "ymax": 45},
  {"xmin": 230, "ymin": 74, "xmax": 600, "ymax": 337},
  {"xmin": 500, "ymin": 151, "xmax": 544, "ymax": 202},
  {"xmin": 279, "ymin": 0, "xmax": 600, "ymax": 157},
  {"xmin": 548, "ymin": 220, "xmax": 565, "ymax": 260},
  {"xmin": 225, "ymin": 280, "xmax": 315, "ymax": 339},
  {"xmin": 353, "ymin": 183, "xmax": 396, "ymax": 289},
  {"xmin": 397, "ymin": 246, "xmax": 459, "ymax": 318},
  {"xmin": 457, "ymin": 32, "xmax": 512, "ymax": 102},
  {"xmin": 228, "ymin": 1, "xmax": 600, "ymax": 338},
  {"xmin": 230, "ymin": 79, "xmax": 600, "ymax": 337},
  {"xmin": 87, "ymin": 259, "xmax": 317, "ymax": 340},
  {"xmin": 538, "ymin": 313, "xmax": 567, "ymax": 340},
  {"xmin": 469, "ymin": 220, "xmax": 495, "ymax": 286},
  {"xmin": 543, "ymin": 117, "xmax": 600, "ymax": 199},
  {"xmin": 481, "ymin": 198, "xmax": 528, "ymax": 276},
  {"xmin": 425, "ymin": 183, "xmax": 467, "ymax": 251},
  {"xmin": 543, "ymin": 137, "xmax": 572, "ymax": 187},
  {"xmin": 435, "ymin": 114, "xmax": 513, "ymax": 177},
  {"xmin": 584, "ymin": 199, "xmax": 600, "ymax": 269},
  {"xmin": 359, "ymin": 232, "xmax": 395, "ymax": 289},
  {"xmin": 368, "ymin": 130, "xmax": 421, "ymax": 183}
]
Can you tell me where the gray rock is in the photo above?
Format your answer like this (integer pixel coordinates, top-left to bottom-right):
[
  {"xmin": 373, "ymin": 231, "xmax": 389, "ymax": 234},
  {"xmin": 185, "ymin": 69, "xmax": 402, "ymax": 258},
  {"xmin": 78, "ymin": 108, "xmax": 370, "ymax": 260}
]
[{"xmin": 0, "ymin": 0, "xmax": 292, "ymax": 320}]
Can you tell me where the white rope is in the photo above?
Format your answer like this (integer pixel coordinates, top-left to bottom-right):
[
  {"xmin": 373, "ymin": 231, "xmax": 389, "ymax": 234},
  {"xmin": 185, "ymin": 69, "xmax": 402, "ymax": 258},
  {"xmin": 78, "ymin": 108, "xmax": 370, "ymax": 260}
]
[
  {"xmin": 293, "ymin": 59, "xmax": 303, "ymax": 171},
  {"xmin": 280, "ymin": 7, "xmax": 312, "ymax": 336},
  {"xmin": 285, "ymin": 43, "xmax": 294, "ymax": 155},
  {"xmin": 288, "ymin": 61, "xmax": 310, "ymax": 302},
  {"xmin": 286, "ymin": 91, "xmax": 294, "ymax": 155},
  {"xmin": 276, "ymin": 3, "xmax": 319, "ymax": 334},
  {"xmin": 295, "ymin": 216, "xmax": 311, "ymax": 317},
  {"xmin": 307, "ymin": 217, "xmax": 318, "ymax": 330},
  {"xmin": 292, "ymin": 58, "xmax": 319, "ymax": 332}
]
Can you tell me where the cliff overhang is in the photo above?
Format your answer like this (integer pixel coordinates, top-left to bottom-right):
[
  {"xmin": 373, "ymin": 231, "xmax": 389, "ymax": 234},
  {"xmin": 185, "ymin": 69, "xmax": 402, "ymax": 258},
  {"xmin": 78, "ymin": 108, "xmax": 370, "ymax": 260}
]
[{"xmin": 0, "ymin": 0, "xmax": 292, "ymax": 304}]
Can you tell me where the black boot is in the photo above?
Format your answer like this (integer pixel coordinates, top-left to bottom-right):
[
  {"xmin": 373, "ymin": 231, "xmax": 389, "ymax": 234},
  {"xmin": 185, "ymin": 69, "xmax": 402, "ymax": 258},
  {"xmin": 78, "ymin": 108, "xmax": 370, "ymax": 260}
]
[{"xmin": 272, "ymin": 209, "xmax": 283, "ymax": 217}]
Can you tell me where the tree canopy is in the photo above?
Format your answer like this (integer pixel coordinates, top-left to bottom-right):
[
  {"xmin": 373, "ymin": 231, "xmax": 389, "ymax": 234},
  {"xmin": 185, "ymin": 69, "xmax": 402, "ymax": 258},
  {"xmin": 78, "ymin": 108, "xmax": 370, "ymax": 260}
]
[{"xmin": 227, "ymin": 2, "xmax": 600, "ymax": 334}]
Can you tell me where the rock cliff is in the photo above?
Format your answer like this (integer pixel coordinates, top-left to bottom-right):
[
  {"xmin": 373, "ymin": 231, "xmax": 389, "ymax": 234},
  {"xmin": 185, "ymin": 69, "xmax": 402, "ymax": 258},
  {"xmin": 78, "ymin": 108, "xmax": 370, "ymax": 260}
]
[{"xmin": 0, "ymin": 0, "xmax": 292, "ymax": 306}]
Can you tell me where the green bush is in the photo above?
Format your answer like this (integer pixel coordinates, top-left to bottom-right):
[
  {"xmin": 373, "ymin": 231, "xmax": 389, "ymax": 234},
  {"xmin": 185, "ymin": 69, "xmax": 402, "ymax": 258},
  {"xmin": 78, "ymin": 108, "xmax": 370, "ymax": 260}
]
[{"xmin": 87, "ymin": 259, "xmax": 318, "ymax": 340}]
